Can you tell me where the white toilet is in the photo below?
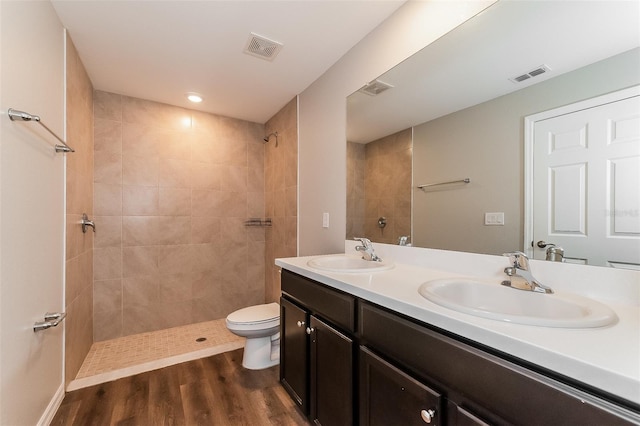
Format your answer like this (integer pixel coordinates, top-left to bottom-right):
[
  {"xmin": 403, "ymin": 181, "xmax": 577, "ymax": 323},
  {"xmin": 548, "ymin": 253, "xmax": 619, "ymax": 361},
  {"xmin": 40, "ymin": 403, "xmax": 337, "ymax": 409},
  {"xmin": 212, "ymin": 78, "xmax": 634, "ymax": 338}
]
[{"xmin": 226, "ymin": 302, "xmax": 280, "ymax": 370}]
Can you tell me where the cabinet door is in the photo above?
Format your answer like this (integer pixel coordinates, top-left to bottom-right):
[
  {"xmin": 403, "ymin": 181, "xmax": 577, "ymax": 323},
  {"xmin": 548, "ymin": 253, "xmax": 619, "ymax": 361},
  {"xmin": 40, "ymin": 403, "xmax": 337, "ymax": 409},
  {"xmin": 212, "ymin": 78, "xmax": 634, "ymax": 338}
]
[
  {"xmin": 310, "ymin": 315, "xmax": 353, "ymax": 426},
  {"xmin": 360, "ymin": 347, "xmax": 442, "ymax": 426},
  {"xmin": 280, "ymin": 297, "xmax": 309, "ymax": 414}
]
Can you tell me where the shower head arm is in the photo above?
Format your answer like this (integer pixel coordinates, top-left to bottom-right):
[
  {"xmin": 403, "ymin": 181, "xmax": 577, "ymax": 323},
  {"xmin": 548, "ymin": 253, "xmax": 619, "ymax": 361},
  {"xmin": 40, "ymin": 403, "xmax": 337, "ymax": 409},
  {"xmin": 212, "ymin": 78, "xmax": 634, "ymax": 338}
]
[{"xmin": 263, "ymin": 132, "xmax": 278, "ymax": 147}]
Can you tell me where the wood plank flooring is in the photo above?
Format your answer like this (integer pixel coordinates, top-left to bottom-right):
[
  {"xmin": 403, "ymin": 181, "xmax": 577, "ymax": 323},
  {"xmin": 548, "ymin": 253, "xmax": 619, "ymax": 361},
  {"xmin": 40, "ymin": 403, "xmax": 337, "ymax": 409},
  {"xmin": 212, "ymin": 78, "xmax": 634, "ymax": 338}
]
[{"xmin": 51, "ymin": 349, "xmax": 310, "ymax": 426}]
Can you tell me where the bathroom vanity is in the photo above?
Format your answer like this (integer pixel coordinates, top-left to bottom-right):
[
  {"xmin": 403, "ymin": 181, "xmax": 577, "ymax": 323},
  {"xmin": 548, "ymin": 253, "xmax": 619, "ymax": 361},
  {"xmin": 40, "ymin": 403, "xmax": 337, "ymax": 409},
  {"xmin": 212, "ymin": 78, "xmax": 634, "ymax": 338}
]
[{"xmin": 277, "ymin": 246, "xmax": 640, "ymax": 425}]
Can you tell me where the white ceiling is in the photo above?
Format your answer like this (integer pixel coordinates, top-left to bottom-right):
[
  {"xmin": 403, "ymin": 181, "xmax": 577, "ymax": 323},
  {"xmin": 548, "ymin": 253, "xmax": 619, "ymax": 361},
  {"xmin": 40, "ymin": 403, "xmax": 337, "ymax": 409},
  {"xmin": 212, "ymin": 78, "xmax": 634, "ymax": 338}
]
[
  {"xmin": 347, "ymin": 0, "xmax": 640, "ymax": 143},
  {"xmin": 51, "ymin": 0, "xmax": 406, "ymax": 124}
]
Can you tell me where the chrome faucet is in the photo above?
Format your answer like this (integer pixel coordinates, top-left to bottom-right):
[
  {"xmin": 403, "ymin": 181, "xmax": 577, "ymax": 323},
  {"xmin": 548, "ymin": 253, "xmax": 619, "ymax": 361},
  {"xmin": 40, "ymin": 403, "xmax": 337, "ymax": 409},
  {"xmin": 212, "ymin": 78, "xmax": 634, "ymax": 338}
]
[
  {"xmin": 354, "ymin": 237, "xmax": 382, "ymax": 262},
  {"xmin": 501, "ymin": 251, "xmax": 553, "ymax": 294},
  {"xmin": 81, "ymin": 213, "xmax": 96, "ymax": 233}
]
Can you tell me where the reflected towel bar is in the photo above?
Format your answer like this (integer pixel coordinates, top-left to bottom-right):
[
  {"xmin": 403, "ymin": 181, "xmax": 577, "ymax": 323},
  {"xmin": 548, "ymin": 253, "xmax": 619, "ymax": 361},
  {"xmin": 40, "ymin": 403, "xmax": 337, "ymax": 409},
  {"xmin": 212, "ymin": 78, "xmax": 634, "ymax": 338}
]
[
  {"xmin": 417, "ymin": 178, "xmax": 470, "ymax": 189},
  {"xmin": 7, "ymin": 108, "xmax": 74, "ymax": 153}
]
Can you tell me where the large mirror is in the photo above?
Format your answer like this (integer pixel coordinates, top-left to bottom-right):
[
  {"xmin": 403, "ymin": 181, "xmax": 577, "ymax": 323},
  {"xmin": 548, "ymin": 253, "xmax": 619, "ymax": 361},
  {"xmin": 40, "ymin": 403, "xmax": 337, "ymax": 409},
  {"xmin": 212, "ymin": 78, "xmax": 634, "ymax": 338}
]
[{"xmin": 346, "ymin": 0, "xmax": 640, "ymax": 267}]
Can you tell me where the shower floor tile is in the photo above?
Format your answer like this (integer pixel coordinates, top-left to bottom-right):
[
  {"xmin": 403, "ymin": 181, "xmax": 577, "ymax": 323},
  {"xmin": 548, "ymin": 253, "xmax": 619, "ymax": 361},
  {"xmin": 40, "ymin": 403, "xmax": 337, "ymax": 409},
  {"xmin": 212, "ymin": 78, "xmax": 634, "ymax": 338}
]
[{"xmin": 68, "ymin": 318, "xmax": 245, "ymax": 391}]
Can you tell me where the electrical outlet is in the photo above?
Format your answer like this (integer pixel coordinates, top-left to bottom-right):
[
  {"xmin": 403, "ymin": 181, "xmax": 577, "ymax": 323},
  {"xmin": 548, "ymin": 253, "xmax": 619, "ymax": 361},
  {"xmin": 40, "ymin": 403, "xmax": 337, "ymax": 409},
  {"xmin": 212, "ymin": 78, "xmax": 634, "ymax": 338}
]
[{"xmin": 484, "ymin": 212, "xmax": 505, "ymax": 226}]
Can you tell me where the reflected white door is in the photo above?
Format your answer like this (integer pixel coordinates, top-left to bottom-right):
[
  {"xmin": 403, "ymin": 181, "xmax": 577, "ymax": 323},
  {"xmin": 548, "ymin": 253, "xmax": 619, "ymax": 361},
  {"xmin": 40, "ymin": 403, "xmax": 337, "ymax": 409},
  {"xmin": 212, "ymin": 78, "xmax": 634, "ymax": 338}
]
[
  {"xmin": 0, "ymin": 1, "xmax": 66, "ymax": 424},
  {"xmin": 532, "ymin": 93, "xmax": 640, "ymax": 267}
]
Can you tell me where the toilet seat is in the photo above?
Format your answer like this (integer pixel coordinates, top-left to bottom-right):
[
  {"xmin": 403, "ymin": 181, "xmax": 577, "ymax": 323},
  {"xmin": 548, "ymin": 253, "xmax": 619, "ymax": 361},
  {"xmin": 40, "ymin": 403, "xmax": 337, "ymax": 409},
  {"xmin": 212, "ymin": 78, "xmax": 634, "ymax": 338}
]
[{"xmin": 226, "ymin": 302, "xmax": 279, "ymax": 328}]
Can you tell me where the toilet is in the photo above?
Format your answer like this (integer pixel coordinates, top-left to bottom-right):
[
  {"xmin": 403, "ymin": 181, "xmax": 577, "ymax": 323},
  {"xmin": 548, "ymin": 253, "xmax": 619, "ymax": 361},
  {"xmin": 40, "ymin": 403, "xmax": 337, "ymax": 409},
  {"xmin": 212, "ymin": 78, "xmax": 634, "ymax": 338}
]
[{"xmin": 226, "ymin": 302, "xmax": 280, "ymax": 370}]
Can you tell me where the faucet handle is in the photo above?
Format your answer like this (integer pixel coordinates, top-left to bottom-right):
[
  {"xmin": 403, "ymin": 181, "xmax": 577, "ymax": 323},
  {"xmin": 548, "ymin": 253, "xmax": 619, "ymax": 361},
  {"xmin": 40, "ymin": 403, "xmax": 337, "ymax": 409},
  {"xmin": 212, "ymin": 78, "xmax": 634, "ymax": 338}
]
[
  {"xmin": 502, "ymin": 251, "xmax": 530, "ymax": 270},
  {"xmin": 354, "ymin": 237, "xmax": 372, "ymax": 246},
  {"xmin": 353, "ymin": 237, "xmax": 382, "ymax": 262}
]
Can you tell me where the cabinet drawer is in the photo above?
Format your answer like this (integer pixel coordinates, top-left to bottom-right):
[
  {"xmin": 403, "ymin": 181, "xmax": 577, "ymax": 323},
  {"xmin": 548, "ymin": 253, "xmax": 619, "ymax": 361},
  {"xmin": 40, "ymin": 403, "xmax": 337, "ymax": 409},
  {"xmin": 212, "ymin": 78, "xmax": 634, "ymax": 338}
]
[
  {"xmin": 281, "ymin": 269, "xmax": 356, "ymax": 332},
  {"xmin": 359, "ymin": 302, "xmax": 639, "ymax": 425},
  {"xmin": 360, "ymin": 346, "xmax": 443, "ymax": 426}
]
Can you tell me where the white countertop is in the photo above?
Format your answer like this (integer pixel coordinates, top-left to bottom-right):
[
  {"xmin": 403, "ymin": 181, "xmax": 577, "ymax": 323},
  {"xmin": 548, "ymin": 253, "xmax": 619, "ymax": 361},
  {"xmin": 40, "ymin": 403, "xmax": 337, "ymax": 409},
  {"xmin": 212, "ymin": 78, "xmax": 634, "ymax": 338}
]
[{"xmin": 276, "ymin": 243, "xmax": 640, "ymax": 406}]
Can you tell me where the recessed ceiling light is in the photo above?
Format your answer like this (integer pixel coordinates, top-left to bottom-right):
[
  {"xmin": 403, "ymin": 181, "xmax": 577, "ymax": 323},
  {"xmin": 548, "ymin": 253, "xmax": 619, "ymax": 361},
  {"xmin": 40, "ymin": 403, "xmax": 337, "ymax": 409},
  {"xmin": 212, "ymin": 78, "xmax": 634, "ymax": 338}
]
[{"xmin": 186, "ymin": 92, "xmax": 203, "ymax": 103}]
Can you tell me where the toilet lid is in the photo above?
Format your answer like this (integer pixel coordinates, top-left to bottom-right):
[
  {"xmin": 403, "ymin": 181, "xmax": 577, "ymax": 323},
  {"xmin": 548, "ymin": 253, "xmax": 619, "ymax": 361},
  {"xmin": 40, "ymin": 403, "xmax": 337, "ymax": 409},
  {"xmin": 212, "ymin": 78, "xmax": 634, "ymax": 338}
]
[{"xmin": 227, "ymin": 302, "xmax": 280, "ymax": 324}]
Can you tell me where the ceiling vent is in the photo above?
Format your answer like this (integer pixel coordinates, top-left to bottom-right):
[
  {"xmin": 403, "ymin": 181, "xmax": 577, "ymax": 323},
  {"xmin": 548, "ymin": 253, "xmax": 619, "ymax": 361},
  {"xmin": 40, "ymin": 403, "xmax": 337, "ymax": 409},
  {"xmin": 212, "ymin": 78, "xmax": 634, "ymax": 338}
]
[
  {"xmin": 358, "ymin": 79, "xmax": 394, "ymax": 96},
  {"xmin": 509, "ymin": 64, "xmax": 552, "ymax": 83},
  {"xmin": 244, "ymin": 33, "xmax": 283, "ymax": 61}
]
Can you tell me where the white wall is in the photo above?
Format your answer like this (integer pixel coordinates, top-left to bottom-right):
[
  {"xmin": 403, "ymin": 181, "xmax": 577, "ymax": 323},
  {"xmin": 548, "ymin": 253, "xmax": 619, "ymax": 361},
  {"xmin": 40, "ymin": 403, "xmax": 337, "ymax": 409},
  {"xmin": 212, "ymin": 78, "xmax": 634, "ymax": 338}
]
[
  {"xmin": 0, "ymin": 1, "xmax": 66, "ymax": 424},
  {"xmin": 298, "ymin": 0, "xmax": 495, "ymax": 256}
]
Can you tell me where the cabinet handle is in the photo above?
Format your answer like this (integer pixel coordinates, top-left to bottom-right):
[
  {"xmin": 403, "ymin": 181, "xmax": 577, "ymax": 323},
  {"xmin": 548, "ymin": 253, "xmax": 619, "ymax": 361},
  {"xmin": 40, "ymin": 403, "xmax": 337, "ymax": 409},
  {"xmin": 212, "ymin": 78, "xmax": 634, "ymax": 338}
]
[
  {"xmin": 420, "ymin": 409, "xmax": 437, "ymax": 423},
  {"xmin": 306, "ymin": 327, "xmax": 315, "ymax": 335},
  {"xmin": 297, "ymin": 320, "xmax": 305, "ymax": 327}
]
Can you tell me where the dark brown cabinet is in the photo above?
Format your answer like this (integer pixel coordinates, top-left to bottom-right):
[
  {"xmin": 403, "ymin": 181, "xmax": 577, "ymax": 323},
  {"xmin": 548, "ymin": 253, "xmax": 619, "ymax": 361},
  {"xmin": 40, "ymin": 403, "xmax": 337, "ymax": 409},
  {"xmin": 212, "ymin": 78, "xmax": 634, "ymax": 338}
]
[
  {"xmin": 280, "ymin": 270, "xmax": 640, "ymax": 426},
  {"xmin": 310, "ymin": 316, "xmax": 353, "ymax": 425},
  {"xmin": 359, "ymin": 301, "xmax": 639, "ymax": 426},
  {"xmin": 280, "ymin": 270, "xmax": 355, "ymax": 425},
  {"xmin": 359, "ymin": 347, "xmax": 442, "ymax": 426},
  {"xmin": 280, "ymin": 297, "xmax": 309, "ymax": 414}
]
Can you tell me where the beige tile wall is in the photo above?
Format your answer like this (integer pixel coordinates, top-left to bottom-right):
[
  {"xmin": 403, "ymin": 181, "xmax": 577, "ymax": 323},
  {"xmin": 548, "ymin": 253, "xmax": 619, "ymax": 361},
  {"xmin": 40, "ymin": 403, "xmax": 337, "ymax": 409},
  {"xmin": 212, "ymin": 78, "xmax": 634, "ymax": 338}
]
[
  {"xmin": 93, "ymin": 90, "xmax": 266, "ymax": 340},
  {"xmin": 347, "ymin": 128, "xmax": 412, "ymax": 245},
  {"xmin": 265, "ymin": 98, "xmax": 298, "ymax": 302},
  {"xmin": 65, "ymin": 35, "xmax": 94, "ymax": 385},
  {"xmin": 346, "ymin": 142, "xmax": 366, "ymax": 239}
]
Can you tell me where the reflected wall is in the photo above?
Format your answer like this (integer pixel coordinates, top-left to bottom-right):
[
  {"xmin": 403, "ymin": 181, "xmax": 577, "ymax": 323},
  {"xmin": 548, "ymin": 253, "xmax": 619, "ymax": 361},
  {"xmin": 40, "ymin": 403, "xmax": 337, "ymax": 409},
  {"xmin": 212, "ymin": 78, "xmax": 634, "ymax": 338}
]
[
  {"xmin": 347, "ymin": 128, "xmax": 411, "ymax": 244},
  {"xmin": 412, "ymin": 48, "xmax": 640, "ymax": 255}
]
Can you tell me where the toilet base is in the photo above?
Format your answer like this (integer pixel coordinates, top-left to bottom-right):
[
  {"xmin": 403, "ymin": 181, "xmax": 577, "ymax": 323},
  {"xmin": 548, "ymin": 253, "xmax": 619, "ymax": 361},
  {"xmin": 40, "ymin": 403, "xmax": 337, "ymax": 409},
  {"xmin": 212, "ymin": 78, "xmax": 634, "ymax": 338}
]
[{"xmin": 242, "ymin": 335, "xmax": 280, "ymax": 370}]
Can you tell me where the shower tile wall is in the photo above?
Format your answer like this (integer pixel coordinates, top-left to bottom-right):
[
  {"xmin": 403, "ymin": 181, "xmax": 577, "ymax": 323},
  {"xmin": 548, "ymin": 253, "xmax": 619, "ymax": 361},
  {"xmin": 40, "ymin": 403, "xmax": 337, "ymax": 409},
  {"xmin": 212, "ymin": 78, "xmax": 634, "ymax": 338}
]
[
  {"xmin": 265, "ymin": 97, "xmax": 298, "ymax": 302},
  {"xmin": 346, "ymin": 142, "xmax": 366, "ymax": 239},
  {"xmin": 347, "ymin": 128, "xmax": 412, "ymax": 244},
  {"xmin": 93, "ymin": 91, "xmax": 266, "ymax": 341},
  {"xmin": 65, "ymin": 35, "xmax": 95, "ymax": 385}
]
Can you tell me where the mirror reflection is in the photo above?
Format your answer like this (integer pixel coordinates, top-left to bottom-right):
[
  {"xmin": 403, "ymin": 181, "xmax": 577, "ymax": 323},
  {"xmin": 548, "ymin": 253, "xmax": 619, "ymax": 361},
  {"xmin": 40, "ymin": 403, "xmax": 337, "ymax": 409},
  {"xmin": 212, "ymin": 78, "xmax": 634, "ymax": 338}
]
[{"xmin": 346, "ymin": 1, "xmax": 640, "ymax": 267}]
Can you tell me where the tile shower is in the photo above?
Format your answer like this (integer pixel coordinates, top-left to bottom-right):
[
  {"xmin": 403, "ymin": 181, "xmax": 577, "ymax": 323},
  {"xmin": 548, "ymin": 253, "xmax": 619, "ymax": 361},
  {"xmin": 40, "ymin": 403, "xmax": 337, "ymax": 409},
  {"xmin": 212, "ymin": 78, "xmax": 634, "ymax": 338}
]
[
  {"xmin": 92, "ymin": 91, "xmax": 282, "ymax": 341},
  {"xmin": 347, "ymin": 128, "xmax": 411, "ymax": 244}
]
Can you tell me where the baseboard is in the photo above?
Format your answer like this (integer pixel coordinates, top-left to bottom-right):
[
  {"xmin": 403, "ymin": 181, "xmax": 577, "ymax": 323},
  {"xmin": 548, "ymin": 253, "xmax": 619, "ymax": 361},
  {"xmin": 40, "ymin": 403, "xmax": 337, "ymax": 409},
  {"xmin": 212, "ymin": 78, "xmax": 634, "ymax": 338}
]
[{"xmin": 37, "ymin": 382, "xmax": 65, "ymax": 426}]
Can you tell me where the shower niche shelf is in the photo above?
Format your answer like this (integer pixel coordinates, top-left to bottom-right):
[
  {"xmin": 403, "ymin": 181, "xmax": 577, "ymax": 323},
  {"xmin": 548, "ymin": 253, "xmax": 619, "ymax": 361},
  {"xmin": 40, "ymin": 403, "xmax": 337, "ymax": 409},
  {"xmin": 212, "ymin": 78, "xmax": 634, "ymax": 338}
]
[{"xmin": 244, "ymin": 218, "xmax": 272, "ymax": 227}]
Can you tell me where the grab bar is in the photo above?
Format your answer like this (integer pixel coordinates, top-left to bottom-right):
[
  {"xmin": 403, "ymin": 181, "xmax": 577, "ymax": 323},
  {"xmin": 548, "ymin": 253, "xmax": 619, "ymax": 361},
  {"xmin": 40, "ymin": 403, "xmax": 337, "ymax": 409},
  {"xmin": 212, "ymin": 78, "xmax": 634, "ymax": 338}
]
[
  {"xmin": 417, "ymin": 178, "xmax": 470, "ymax": 190},
  {"xmin": 8, "ymin": 108, "xmax": 74, "ymax": 153},
  {"xmin": 33, "ymin": 312, "xmax": 66, "ymax": 332}
]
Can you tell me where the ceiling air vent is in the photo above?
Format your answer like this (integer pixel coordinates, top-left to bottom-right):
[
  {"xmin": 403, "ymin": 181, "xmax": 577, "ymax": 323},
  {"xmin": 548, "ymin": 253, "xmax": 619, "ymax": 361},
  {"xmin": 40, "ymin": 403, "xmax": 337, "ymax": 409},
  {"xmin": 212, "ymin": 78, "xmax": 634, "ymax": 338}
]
[
  {"xmin": 244, "ymin": 33, "xmax": 283, "ymax": 61},
  {"xmin": 358, "ymin": 79, "xmax": 394, "ymax": 96},
  {"xmin": 509, "ymin": 64, "xmax": 551, "ymax": 83}
]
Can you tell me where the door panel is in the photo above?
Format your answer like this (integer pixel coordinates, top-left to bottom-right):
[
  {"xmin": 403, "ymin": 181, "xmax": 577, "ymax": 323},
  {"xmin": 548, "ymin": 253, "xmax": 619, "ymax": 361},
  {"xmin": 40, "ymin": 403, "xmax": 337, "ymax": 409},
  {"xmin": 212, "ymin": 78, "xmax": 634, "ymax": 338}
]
[
  {"xmin": 533, "ymin": 94, "xmax": 640, "ymax": 267},
  {"xmin": 310, "ymin": 315, "xmax": 353, "ymax": 426},
  {"xmin": 549, "ymin": 163, "xmax": 586, "ymax": 234},
  {"xmin": 280, "ymin": 297, "xmax": 309, "ymax": 414}
]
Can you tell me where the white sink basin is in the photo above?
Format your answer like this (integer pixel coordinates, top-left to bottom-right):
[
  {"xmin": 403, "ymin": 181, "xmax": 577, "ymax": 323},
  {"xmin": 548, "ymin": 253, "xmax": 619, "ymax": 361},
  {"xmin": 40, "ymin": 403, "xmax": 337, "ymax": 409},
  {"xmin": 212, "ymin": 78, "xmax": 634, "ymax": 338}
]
[
  {"xmin": 307, "ymin": 255, "xmax": 394, "ymax": 273},
  {"xmin": 419, "ymin": 278, "xmax": 617, "ymax": 328}
]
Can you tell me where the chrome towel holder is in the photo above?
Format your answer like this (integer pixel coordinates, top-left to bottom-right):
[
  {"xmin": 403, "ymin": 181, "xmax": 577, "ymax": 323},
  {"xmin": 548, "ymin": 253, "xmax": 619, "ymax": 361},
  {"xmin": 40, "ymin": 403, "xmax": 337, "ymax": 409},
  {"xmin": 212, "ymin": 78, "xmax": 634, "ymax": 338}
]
[
  {"xmin": 7, "ymin": 108, "xmax": 75, "ymax": 153},
  {"xmin": 417, "ymin": 178, "xmax": 470, "ymax": 190}
]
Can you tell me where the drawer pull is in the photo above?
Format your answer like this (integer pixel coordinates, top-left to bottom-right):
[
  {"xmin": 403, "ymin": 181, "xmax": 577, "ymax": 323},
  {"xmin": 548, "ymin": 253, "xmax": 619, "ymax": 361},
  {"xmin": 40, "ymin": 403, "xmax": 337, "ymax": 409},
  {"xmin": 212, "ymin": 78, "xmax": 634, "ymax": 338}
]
[
  {"xmin": 297, "ymin": 320, "xmax": 305, "ymax": 327},
  {"xmin": 306, "ymin": 327, "xmax": 315, "ymax": 335},
  {"xmin": 420, "ymin": 409, "xmax": 436, "ymax": 423}
]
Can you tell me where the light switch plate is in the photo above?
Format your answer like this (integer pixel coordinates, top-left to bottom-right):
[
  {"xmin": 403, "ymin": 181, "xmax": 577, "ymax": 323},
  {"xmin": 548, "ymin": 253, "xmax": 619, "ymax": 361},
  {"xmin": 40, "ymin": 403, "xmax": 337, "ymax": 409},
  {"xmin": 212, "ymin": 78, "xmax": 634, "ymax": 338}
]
[
  {"xmin": 322, "ymin": 212, "xmax": 329, "ymax": 228},
  {"xmin": 485, "ymin": 212, "xmax": 505, "ymax": 226}
]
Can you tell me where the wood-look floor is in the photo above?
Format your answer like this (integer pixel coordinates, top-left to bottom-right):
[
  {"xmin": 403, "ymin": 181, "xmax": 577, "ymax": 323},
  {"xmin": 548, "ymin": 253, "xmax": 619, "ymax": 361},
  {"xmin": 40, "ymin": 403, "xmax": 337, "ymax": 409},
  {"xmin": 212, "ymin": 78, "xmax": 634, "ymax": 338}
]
[{"xmin": 51, "ymin": 349, "xmax": 310, "ymax": 426}]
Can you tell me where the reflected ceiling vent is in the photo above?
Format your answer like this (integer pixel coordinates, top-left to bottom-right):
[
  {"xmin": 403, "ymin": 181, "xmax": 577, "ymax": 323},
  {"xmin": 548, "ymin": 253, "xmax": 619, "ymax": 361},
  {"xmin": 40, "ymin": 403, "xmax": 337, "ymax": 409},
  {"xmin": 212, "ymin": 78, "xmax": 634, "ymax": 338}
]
[
  {"xmin": 509, "ymin": 64, "xmax": 552, "ymax": 83},
  {"xmin": 244, "ymin": 33, "xmax": 283, "ymax": 61},
  {"xmin": 358, "ymin": 79, "xmax": 394, "ymax": 96}
]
